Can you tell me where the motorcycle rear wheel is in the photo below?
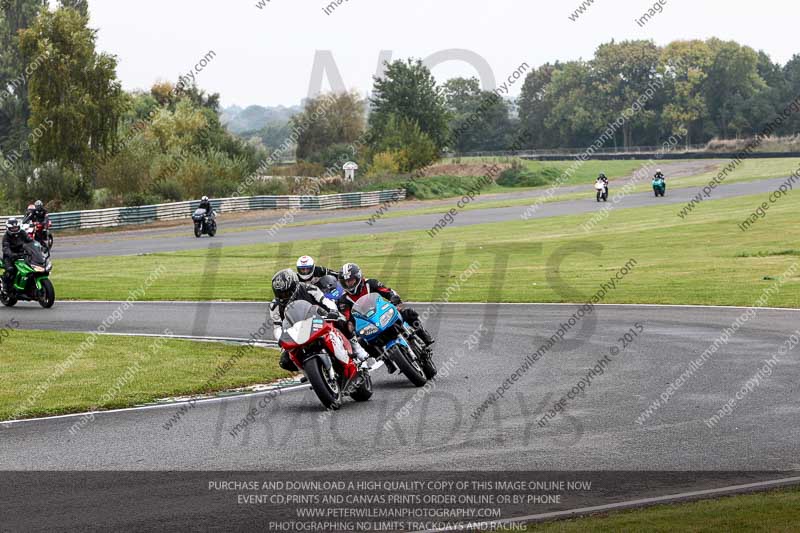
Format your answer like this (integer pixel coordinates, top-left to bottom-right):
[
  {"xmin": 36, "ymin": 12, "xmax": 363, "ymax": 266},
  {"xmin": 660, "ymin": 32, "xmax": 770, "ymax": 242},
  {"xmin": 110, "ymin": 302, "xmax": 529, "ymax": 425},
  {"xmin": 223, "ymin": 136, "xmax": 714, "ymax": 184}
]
[
  {"xmin": 0, "ymin": 287, "xmax": 17, "ymax": 307},
  {"xmin": 304, "ymin": 357, "xmax": 342, "ymax": 410}
]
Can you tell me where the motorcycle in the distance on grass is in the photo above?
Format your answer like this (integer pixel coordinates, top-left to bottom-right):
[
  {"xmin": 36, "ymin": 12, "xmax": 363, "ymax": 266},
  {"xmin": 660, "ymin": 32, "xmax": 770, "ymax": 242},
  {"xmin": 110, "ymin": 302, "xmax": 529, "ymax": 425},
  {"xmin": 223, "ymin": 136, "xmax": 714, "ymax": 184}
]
[
  {"xmin": 653, "ymin": 177, "xmax": 666, "ymax": 197},
  {"xmin": 1, "ymin": 241, "xmax": 55, "ymax": 308},
  {"xmin": 278, "ymin": 300, "xmax": 373, "ymax": 410},
  {"xmin": 352, "ymin": 293, "xmax": 437, "ymax": 386},
  {"xmin": 192, "ymin": 209, "xmax": 217, "ymax": 238},
  {"xmin": 595, "ymin": 181, "xmax": 609, "ymax": 202}
]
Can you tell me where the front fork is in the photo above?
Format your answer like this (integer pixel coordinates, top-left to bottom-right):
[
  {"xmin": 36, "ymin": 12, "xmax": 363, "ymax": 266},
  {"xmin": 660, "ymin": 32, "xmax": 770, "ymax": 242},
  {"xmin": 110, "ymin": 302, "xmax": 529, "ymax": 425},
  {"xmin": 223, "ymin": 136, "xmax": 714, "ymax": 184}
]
[{"xmin": 326, "ymin": 330, "xmax": 352, "ymax": 365}]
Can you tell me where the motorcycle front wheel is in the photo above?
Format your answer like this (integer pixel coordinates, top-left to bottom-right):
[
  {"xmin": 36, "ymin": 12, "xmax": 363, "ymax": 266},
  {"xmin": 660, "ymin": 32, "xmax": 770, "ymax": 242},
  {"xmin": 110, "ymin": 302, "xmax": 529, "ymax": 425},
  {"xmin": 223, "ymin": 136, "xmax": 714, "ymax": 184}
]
[
  {"xmin": 409, "ymin": 336, "xmax": 437, "ymax": 379},
  {"xmin": 390, "ymin": 344, "xmax": 427, "ymax": 387},
  {"xmin": 194, "ymin": 223, "xmax": 202, "ymax": 238},
  {"xmin": 304, "ymin": 357, "xmax": 342, "ymax": 410},
  {"xmin": 350, "ymin": 370, "xmax": 373, "ymax": 402},
  {"xmin": 38, "ymin": 278, "xmax": 55, "ymax": 308}
]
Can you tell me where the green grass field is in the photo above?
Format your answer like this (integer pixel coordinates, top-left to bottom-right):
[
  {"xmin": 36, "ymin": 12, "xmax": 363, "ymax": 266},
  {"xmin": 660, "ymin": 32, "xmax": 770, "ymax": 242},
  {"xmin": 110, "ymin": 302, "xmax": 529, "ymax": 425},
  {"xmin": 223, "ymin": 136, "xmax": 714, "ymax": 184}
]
[
  {"xmin": 525, "ymin": 488, "xmax": 800, "ymax": 532},
  {"xmin": 441, "ymin": 158, "xmax": 650, "ymax": 186},
  {"xmin": 50, "ymin": 189, "xmax": 800, "ymax": 307},
  {"xmin": 0, "ymin": 330, "xmax": 286, "ymax": 420}
]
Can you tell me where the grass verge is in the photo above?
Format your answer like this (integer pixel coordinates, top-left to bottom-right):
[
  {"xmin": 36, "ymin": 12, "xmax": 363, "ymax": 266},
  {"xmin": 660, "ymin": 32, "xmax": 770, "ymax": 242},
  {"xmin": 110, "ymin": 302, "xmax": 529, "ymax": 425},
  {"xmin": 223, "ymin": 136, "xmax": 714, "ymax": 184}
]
[
  {"xmin": 0, "ymin": 330, "xmax": 286, "ymax": 421},
  {"xmin": 525, "ymin": 487, "xmax": 800, "ymax": 532}
]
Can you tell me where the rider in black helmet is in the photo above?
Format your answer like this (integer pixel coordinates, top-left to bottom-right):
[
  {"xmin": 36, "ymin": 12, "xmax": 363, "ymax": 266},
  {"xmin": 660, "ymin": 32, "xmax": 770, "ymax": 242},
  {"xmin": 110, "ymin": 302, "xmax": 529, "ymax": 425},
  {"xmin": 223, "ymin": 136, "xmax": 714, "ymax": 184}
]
[
  {"xmin": 269, "ymin": 269, "xmax": 369, "ymax": 373},
  {"xmin": 22, "ymin": 200, "xmax": 48, "ymax": 225},
  {"xmin": 2, "ymin": 218, "xmax": 33, "ymax": 295}
]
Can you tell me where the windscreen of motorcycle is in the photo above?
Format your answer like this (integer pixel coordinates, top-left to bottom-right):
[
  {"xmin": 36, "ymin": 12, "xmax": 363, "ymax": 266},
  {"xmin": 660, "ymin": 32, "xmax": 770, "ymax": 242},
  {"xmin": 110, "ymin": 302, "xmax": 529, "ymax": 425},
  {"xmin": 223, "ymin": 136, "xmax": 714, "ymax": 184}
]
[
  {"xmin": 23, "ymin": 242, "xmax": 46, "ymax": 267},
  {"xmin": 193, "ymin": 208, "xmax": 206, "ymax": 218},
  {"xmin": 281, "ymin": 300, "xmax": 324, "ymax": 345},
  {"xmin": 352, "ymin": 293, "xmax": 385, "ymax": 320}
]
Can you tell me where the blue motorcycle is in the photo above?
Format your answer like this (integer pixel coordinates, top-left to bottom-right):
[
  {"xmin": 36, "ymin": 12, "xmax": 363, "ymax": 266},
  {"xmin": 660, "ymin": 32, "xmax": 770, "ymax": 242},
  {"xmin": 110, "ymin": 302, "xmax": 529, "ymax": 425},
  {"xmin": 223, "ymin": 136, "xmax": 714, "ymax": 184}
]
[{"xmin": 351, "ymin": 293, "xmax": 430, "ymax": 387}]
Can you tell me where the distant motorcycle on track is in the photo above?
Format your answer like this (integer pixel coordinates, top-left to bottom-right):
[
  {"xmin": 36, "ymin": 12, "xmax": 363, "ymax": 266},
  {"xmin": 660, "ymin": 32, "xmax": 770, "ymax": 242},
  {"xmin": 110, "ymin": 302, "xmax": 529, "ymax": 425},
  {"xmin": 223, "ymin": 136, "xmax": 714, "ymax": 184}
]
[
  {"xmin": 595, "ymin": 180, "xmax": 609, "ymax": 202},
  {"xmin": 652, "ymin": 177, "xmax": 666, "ymax": 197},
  {"xmin": 192, "ymin": 209, "xmax": 217, "ymax": 238},
  {"xmin": 21, "ymin": 220, "xmax": 53, "ymax": 255}
]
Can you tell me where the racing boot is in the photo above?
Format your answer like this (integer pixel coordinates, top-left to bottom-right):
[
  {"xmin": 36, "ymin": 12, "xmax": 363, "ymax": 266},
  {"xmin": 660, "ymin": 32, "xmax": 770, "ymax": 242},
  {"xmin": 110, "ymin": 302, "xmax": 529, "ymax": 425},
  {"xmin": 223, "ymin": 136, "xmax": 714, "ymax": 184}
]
[
  {"xmin": 417, "ymin": 327, "xmax": 435, "ymax": 346},
  {"xmin": 352, "ymin": 341, "xmax": 370, "ymax": 363},
  {"xmin": 279, "ymin": 350, "xmax": 298, "ymax": 372}
]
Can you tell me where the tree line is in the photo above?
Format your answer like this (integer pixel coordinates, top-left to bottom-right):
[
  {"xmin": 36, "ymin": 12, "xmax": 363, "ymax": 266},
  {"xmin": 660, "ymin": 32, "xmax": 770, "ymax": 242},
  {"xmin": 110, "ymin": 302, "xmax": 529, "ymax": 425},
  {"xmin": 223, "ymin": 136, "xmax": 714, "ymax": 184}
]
[
  {"xmin": 0, "ymin": 0, "xmax": 262, "ymax": 212},
  {"xmin": 292, "ymin": 39, "xmax": 800, "ymax": 175},
  {"xmin": 518, "ymin": 39, "xmax": 800, "ymax": 149},
  {"xmin": 2, "ymin": 0, "xmax": 799, "ymax": 212}
]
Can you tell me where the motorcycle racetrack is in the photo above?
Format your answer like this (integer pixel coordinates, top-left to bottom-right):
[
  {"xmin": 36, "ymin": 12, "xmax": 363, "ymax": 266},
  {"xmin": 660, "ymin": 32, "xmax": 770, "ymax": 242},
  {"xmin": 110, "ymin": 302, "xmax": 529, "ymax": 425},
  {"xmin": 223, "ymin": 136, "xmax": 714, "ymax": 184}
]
[
  {"xmin": 54, "ymin": 175, "xmax": 793, "ymax": 258},
  {"xmin": 2, "ymin": 302, "xmax": 798, "ymax": 465},
  {"xmin": 3, "ymin": 174, "xmax": 799, "ymax": 528}
]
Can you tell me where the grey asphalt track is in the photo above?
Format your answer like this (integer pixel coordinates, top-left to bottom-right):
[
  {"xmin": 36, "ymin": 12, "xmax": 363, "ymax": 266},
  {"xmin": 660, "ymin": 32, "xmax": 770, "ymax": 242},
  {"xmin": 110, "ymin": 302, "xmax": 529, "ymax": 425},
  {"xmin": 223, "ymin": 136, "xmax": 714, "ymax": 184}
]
[
  {"xmin": 53, "ymin": 175, "xmax": 787, "ymax": 259},
  {"xmin": 2, "ymin": 302, "xmax": 798, "ymax": 471}
]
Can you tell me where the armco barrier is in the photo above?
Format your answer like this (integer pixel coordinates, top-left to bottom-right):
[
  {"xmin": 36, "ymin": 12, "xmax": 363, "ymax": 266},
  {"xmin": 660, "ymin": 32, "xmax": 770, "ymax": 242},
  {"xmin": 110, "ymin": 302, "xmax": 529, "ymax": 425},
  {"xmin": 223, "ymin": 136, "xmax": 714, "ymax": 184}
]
[
  {"xmin": 1, "ymin": 189, "xmax": 405, "ymax": 231},
  {"xmin": 522, "ymin": 151, "xmax": 800, "ymax": 162}
]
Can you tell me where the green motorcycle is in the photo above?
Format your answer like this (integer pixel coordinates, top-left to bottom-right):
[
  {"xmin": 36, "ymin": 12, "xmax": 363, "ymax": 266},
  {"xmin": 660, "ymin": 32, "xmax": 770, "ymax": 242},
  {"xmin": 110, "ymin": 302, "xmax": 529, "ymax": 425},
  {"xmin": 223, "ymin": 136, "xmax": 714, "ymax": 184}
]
[
  {"xmin": 1, "ymin": 242, "xmax": 55, "ymax": 308},
  {"xmin": 652, "ymin": 177, "xmax": 666, "ymax": 197}
]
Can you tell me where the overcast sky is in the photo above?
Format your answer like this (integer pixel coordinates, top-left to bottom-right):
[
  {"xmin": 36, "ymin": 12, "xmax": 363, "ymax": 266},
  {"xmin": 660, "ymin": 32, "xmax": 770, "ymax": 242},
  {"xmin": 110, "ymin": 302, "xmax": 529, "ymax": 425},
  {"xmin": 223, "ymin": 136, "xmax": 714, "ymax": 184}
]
[{"xmin": 87, "ymin": 0, "xmax": 800, "ymax": 108}]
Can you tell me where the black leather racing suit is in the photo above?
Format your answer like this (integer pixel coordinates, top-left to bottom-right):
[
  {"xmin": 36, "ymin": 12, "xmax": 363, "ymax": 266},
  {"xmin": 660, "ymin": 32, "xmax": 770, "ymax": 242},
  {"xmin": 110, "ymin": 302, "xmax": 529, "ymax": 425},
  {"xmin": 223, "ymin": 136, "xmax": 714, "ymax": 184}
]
[
  {"xmin": 301, "ymin": 265, "xmax": 338, "ymax": 285},
  {"xmin": 198, "ymin": 199, "xmax": 213, "ymax": 216},
  {"xmin": 22, "ymin": 208, "xmax": 48, "ymax": 225},
  {"xmin": 2, "ymin": 230, "xmax": 33, "ymax": 291}
]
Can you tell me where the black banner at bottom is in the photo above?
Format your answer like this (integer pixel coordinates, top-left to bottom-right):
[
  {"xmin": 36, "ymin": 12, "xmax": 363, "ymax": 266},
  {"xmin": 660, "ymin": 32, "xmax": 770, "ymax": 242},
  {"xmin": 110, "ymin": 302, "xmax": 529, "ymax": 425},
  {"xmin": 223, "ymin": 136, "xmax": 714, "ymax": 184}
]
[{"xmin": 2, "ymin": 471, "xmax": 796, "ymax": 532}]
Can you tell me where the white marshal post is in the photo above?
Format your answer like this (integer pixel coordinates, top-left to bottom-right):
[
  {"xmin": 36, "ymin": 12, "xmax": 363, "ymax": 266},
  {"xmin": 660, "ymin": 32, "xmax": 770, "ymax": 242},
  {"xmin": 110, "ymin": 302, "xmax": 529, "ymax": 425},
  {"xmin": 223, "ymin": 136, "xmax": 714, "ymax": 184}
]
[{"xmin": 343, "ymin": 161, "xmax": 358, "ymax": 182}]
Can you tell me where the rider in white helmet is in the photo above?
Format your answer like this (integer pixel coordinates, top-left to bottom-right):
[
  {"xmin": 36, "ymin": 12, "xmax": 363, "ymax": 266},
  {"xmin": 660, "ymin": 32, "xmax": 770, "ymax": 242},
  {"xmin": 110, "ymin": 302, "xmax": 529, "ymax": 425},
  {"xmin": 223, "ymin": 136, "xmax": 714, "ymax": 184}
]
[
  {"xmin": 296, "ymin": 255, "xmax": 338, "ymax": 284},
  {"xmin": 198, "ymin": 196, "xmax": 213, "ymax": 216}
]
